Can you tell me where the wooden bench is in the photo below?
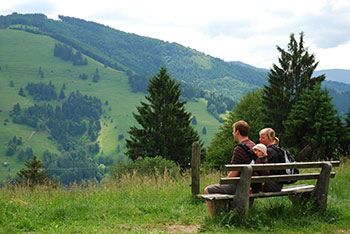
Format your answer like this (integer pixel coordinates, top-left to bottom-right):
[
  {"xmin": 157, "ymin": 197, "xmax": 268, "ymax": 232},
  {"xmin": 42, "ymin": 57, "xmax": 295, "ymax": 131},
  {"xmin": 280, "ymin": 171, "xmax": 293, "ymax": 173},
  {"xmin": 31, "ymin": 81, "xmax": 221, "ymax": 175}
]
[{"xmin": 197, "ymin": 161, "xmax": 340, "ymax": 219}]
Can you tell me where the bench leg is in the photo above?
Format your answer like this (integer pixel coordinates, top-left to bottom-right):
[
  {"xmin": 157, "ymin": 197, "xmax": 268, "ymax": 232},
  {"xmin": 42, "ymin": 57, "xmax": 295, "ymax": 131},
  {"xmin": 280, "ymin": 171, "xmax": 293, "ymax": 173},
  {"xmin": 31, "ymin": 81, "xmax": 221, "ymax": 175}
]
[
  {"xmin": 288, "ymin": 191, "xmax": 312, "ymax": 206},
  {"xmin": 313, "ymin": 162, "xmax": 332, "ymax": 211},
  {"xmin": 211, "ymin": 199, "xmax": 233, "ymax": 215},
  {"xmin": 249, "ymin": 197, "xmax": 255, "ymax": 208},
  {"xmin": 232, "ymin": 166, "xmax": 252, "ymax": 220}
]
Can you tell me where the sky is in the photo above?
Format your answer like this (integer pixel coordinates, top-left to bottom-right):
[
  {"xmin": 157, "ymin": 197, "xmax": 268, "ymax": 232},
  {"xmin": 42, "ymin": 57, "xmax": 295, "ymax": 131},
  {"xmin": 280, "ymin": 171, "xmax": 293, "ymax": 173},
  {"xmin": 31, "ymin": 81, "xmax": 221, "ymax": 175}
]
[{"xmin": 1, "ymin": 0, "xmax": 350, "ymax": 70}]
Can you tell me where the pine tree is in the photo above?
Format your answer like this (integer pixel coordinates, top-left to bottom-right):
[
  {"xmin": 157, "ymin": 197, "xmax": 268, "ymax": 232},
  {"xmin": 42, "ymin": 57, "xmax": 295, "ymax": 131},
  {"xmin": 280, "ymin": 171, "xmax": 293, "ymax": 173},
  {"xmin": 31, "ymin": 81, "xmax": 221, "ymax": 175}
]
[
  {"xmin": 126, "ymin": 67, "xmax": 200, "ymax": 164},
  {"xmin": 262, "ymin": 32, "xmax": 325, "ymax": 134},
  {"xmin": 283, "ymin": 84, "xmax": 339, "ymax": 161},
  {"xmin": 337, "ymin": 107, "xmax": 350, "ymax": 156},
  {"xmin": 16, "ymin": 156, "xmax": 50, "ymax": 186},
  {"xmin": 92, "ymin": 68, "xmax": 100, "ymax": 82},
  {"xmin": 192, "ymin": 116, "xmax": 197, "ymax": 125},
  {"xmin": 59, "ymin": 88, "xmax": 66, "ymax": 99},
  {"xmin": 18, "ymin": 87, "xmax": 26, "ymax": 97}
]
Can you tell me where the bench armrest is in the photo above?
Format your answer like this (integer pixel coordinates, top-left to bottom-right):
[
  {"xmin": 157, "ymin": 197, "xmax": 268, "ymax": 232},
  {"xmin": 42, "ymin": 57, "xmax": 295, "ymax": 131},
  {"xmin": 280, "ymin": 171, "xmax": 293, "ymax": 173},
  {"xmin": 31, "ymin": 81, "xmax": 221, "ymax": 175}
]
[
  {"xmin": 220, "ymin": 172, "xmax": 336, "ymax": 184},
  {"xmin": 225, "ymin": 161, "xmax": 340, "ymax": 172}
]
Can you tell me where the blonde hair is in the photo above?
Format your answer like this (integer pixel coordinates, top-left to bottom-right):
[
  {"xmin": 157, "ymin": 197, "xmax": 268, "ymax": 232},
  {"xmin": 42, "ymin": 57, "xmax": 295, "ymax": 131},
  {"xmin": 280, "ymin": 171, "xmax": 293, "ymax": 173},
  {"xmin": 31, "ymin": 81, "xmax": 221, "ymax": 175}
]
[{"xmin": 259, "ymin": 128, "xmax": 279, "ymax": 145}]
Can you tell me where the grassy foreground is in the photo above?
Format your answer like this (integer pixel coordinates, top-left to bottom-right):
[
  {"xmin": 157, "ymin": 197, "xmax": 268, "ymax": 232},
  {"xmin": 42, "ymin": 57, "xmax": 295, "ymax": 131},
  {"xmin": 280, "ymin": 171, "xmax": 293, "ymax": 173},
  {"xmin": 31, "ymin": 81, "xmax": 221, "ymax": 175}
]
[{"xmin": 1, "ymin": 161, "xmax": 350, "ymax": 234}]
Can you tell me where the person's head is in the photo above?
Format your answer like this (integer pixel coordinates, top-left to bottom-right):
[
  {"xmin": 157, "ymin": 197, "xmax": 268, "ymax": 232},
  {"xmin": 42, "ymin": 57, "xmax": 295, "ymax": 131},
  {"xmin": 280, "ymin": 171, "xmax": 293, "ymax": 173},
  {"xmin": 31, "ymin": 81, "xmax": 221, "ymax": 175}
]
[
  {"xmin": 232, "ymin": 120, "xmax": 250, "ymax": 142},
  {"xmin": 253, "ymin": 143, "xmax": 268, "ymax": 157},
  {"xmin": 259, "ymin": 128, "xmax": 279, "ymax": 146}
]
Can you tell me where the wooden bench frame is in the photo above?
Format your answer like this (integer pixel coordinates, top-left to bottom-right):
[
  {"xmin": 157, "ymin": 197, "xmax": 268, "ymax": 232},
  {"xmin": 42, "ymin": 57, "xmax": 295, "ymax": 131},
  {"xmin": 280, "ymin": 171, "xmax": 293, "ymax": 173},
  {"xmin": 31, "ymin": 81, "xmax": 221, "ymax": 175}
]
[{"xmin": 197, "ymin": 161, "xmax": 340, "ymax": 219}]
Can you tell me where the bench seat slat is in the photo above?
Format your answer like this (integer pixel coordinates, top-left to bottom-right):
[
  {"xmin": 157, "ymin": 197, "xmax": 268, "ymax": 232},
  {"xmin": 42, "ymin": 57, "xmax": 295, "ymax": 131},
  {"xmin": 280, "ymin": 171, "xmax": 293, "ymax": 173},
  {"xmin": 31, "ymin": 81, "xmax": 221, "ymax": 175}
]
[
  {"xmin": 225, "ymin": 161, "xmax": 340, "ymax": 172},
  {"xmin": 250, "ymin": 184, "xmax": 315, "ymax": 198},
  {"xmin": 196, "ymin": 194, "xmax": 234, "ymax": 201},
  {"xmin": 196, "ymin": 184, "xmax": 315, "ymax": 201},
  {"xmin": 220, "ymin": 172, "xmax": 336, "ymax": 184}
]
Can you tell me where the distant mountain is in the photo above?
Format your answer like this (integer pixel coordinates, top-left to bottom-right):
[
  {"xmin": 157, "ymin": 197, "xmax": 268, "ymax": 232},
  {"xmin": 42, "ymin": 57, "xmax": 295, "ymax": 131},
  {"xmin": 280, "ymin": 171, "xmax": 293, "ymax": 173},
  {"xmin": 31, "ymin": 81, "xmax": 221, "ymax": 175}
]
[
  {"xmin": 0, "ymin": 13, "xmax": 349, "ymax": 114},
  {"xmin": 314, "ymin": 69, "xmax": 350, "ymax": 114},
  {"xmin": 0, "ymin": 13, "xmax": 267, "ymax": 102},
  {"xmin": 0, "ymin": 29, "xmax": 221, "ymax": 183},
  {"xmin": 314, "ymin": 69, "xmax": 350, "ymax": 84}
]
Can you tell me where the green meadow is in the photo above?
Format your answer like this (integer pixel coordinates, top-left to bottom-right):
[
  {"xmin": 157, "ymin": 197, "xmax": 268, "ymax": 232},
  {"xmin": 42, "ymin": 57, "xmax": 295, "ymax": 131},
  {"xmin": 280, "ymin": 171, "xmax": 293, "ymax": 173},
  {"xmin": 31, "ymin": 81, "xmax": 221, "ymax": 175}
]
[
  {"xmin": 0, "ymin": 160, "xmax": 349, "ymax": 233},
  {"xmin": 0, "ymin": 29, "xmax": 220, "ymax": 181}
]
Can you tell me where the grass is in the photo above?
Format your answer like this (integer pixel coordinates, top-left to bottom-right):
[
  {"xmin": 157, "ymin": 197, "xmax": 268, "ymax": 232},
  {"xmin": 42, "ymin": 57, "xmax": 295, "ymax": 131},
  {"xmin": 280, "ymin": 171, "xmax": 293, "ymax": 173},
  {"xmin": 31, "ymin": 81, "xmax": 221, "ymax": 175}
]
[
  {"xmin": 0, "ymin": 28, "xmax": 220, "ymax": 182},
  {"xmin": 0, "ymin": 160, "xmax": 349, "ymax": 233}
]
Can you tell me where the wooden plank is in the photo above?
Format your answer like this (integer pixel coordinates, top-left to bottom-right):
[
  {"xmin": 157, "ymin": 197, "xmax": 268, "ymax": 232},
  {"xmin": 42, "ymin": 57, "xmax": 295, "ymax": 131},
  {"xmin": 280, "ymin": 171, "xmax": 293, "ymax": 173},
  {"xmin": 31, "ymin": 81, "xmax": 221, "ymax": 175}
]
[
  {"xmin": 196, "ymin": 185, "xmax": 315, "ymax": 200},
  {"xmin": 281, "ymin": 184, "xmax": 315, "ymax": 191},
  {"xmin": 191, "ymin": 141, "xmax": 201, "ymax": 196},
  {"xmin": 231, "ymin": 165, "xmax": 252, "ymax": 219},
  {"xmin": 225, "ymin": 161, "xmax": 340, "ymax": 172},
  {"xmin": 196, "ymin": 194, "xmax": 234, "ymax": 201},
  {"xmin": 314, "ymin": 162, "xmax": 332, "ymax": 211},
  {"xmin": 220, "ymin": 172, "xmax": 336, "ymax": 184},
  {"xmin": 250, "ymin": 186, "xmax": 314, "ymax": 198}
]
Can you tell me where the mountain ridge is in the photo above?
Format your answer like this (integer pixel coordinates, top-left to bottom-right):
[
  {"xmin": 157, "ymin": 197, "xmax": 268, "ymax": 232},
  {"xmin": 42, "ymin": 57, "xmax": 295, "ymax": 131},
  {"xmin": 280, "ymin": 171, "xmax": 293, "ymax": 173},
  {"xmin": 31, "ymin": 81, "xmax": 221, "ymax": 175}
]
[
  {"xmin": 314, "ymin": 69, "xmax": 350, "ymax": 84},
  {"xmin": 0, "ymin": 13, "xmax": 268, "ymax": 101},
  {"xmin": 0, "ymin": 28, "xmax": 221, "ymax": 183}
]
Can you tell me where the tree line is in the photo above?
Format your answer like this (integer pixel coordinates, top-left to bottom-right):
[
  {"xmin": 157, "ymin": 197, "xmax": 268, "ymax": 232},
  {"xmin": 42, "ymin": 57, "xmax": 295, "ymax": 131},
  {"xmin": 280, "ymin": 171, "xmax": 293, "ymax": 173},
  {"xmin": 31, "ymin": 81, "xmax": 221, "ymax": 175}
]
[
  {"xmin": 53, "ymin": 43, "xmax": 88, "ymax": 65},
  {"xmin": 25, "ymin": 81, "xmax": 58, "ymax": 101},
  {"xmin": 0, "ymin": 13, "xmax": 266, "ymax": 103},
  {"xmin": 11, "ymin": 90, "xmax": 102, "ymax": 151}
]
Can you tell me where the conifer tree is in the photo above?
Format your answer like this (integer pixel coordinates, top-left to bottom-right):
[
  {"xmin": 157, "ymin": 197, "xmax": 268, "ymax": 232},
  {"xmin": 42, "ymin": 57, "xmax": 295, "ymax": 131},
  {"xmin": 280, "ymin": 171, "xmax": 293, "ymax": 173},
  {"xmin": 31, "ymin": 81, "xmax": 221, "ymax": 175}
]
[
  {"xmin": 18, "ymin": 87, "xmax": 26, "ymax": 97},
  {"xmin": 283, "ymin": 84, "xmax": 339, "ymax": 161},
  {"xmin": 126, "ymin": 67, "xmax": 200, "ymax": 164},
  {"xmin": 59, "ymin": 88, "xmax": 65, "ymax": 99},
  {"xmin": 92, "ymin": 68, "xmax": 100, "ymax": 82},
  {"xmin": 337, "ymin": 107, "xmax": 350, "ymax": 156},
  {"xmin": 16, "ymin": 156, "xmax": 50, "ymax": 186},
  {"xmin": 262, "ymin": 32, "xmax": 325, "ymax": 134}
]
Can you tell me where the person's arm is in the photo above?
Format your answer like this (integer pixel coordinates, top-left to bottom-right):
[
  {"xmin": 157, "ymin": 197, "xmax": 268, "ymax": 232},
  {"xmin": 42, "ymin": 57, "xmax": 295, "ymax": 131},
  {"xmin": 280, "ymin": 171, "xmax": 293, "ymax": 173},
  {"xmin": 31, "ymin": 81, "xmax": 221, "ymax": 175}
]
[
  {"xmin": 228, "ymin": 170, "xmax": 240, "ymax": 177},
  {"xmin": 229, "ymin": 145, "xmax": 245, "ymax": 177}
]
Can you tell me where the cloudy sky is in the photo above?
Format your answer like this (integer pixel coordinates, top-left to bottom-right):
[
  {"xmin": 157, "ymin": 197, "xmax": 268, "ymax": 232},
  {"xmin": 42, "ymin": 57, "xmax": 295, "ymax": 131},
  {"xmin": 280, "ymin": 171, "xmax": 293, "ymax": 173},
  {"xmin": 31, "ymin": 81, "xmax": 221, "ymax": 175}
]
[{"xmin": 1, "ymin": 0, "xmax": 350, "ymax": 70}]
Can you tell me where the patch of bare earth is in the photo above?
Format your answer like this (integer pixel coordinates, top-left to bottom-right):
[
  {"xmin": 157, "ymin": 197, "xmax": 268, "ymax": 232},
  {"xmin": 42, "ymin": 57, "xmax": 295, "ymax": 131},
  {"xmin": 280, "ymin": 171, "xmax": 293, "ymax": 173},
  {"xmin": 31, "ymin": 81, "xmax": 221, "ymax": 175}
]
[
  {"xmin": 337, "ymin": 230, "xmax": 350, "ymax": 233},
  {"xmin": 166, "ymin": 225, "xmax": 200, "ymax": 233}
]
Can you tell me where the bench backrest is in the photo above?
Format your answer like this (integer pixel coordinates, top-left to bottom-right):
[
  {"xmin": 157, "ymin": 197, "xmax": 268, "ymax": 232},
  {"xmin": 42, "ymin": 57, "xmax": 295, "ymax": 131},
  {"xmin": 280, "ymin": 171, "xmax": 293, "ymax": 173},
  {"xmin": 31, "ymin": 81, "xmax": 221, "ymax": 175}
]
[{"xmin": 220, "ymin": 161, "xmax": 340, "ymax": 184}]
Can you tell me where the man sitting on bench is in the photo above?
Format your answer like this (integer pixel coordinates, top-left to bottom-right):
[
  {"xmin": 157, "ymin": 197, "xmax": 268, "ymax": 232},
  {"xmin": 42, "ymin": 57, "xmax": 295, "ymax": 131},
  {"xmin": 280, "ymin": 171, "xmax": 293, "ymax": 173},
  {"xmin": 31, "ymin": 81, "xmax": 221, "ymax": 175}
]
[{"xmin": 204, "ymin": 120, "xmax": 255, "ymax": 217}]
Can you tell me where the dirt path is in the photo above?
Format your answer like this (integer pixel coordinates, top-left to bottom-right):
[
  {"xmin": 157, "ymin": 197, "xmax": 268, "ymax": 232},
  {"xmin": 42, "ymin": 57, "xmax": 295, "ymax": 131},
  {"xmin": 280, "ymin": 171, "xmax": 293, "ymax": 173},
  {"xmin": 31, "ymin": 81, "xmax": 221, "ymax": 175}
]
[
  {"xmin": 166, "ymin": 225, "xmax": 200, "ymax": 233},
  {"xmin": 29, "ymin": 131, "xmax": 36, "ymax": 139}
]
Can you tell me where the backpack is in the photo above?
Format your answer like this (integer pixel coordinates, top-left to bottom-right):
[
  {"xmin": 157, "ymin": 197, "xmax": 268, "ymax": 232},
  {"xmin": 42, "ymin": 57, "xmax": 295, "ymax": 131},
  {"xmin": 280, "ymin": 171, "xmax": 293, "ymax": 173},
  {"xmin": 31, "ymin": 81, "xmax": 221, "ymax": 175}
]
[
  {"xmin": 271, "ymin": 145, "xmax": 299, "ymax": 184},
  {"xmin": 237, "ymin": 143, "xmax": 258, "ymax": 161}
]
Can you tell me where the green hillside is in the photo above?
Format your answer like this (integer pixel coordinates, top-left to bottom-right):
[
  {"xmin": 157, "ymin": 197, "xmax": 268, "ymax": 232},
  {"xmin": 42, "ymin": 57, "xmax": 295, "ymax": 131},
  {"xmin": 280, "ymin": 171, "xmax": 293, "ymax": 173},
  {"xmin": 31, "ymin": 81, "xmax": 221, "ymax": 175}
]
[
  {"xmin": 0, "ymin": 13, "xmax": 268, "ymax": 102},
  {"xmin": 0, "ymin": 29, "xmax": 220, "ymax": 182}
]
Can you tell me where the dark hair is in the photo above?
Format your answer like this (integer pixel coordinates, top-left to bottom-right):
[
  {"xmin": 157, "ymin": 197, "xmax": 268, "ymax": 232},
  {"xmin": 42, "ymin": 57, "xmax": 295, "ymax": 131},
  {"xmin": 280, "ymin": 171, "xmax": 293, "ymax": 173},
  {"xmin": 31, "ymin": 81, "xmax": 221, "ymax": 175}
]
[{"xmin": 233, "ymin": 120, "xmax": 250, "ymax": 137}]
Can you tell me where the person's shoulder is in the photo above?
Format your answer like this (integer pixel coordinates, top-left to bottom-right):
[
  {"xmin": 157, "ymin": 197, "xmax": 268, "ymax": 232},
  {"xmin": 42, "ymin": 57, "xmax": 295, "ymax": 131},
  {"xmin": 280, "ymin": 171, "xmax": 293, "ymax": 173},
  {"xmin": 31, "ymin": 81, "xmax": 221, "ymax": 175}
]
[
  {"xmin": 241, "ymin": 139, "xmax": 255, "ymax": 149},
  {"xmin": 267, "ymin": 144, "xmax": 279, "ymax": 151}
]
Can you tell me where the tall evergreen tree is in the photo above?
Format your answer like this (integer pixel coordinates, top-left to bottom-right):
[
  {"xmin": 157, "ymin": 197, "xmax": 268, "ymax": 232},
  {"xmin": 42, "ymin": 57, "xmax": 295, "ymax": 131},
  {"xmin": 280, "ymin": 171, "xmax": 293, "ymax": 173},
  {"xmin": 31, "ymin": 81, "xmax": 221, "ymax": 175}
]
[
  {"xmin": 262, "ymin": 32, "xmax": 325, "ymax": 135},
  {"xmin": 18, "ymin": 87, "xmax": 26, "ymax": 97},
  {"xmin": 337, "ymin": 107, "xmax": 350, "ymax": 156},
  {"xmin": 59, "ymin": 88, "xmax": 66, "ymax": 99},
  {"xmin": 16, "ymin": 156, "xmax": 50, "ymax": 186},
  {"xmin": 283, "ymin": 84, "xmax": 339, "ymax": 161},
  {"xmin": 92, "ymin": 68, "xmax": 100, "ymax": 82},
  {"xmin": 126, "ymin": 67, "xmax": 200, "ymax": 164}
]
